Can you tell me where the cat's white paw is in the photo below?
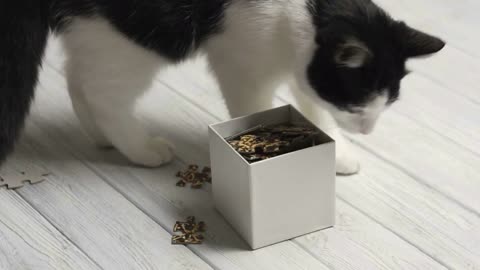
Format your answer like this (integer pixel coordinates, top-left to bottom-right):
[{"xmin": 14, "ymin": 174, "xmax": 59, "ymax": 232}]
[
  {"xmin": 336, "ymin": 153, "xmax": 360, "ymax": 175},
  {"xmin": 127, "ymin": 137, "xmax": 175, "ymax": 167},
  {"xmin": 322, "ymin": 129, "xmax": 360, "ymax": 175},
  {"xmin": 329, "ymin": 130, "xmax": 360, "ymax": 175}
]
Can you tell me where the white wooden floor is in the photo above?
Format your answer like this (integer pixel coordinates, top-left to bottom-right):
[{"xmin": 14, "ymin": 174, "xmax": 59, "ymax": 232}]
[{"xmin": 1, "ymin": 1, "xmax": 479, "ymax": 269}]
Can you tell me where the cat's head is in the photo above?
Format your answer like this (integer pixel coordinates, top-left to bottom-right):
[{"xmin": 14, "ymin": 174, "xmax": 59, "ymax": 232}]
[{"xmin": 299, "ymin": 0, "xmax": 445, "ymax": 134}]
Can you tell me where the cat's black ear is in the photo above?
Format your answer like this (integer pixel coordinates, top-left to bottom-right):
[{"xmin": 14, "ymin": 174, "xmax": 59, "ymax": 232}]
[
  {"xmin": 399, "ymin": 23, "xmax": 446, "ymax": 57},
  {"xmin": 335, "ymin": 39, "xmax": 372, "ymax": 68}
]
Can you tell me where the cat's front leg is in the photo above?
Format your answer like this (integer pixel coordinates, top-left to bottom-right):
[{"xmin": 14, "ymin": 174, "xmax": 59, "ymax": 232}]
[
  {"xmin": 75, "ymin": 79, "xmax": 175, "ymax": 167},
  {"xmin": 86, "ymin": 99, "xmax": 175, "ymax": 167},
  {"xmin": 66, "ymin": 65, "xmax": 113, "ymax": 148},
  {"xmin": 220, "ymin": 82, "xmax": 277, "ymax": 118},
  {"xmin": 290, "ymin": 83, "xmax": 360, "ymax": 175},
  {"xmin": 62, "ymin": 18, "xmax": 174, "ymax": 167},
  {"xmin": 323, "ymin": 127, "xmax": 361, "ymax": 175},
  {"xmin": 209, "ymin": 62, "xmax": 278, "ymax": 118},
  {"xmin": 80, "ymin": 79, "xmax": 175, "ymax": 167}
]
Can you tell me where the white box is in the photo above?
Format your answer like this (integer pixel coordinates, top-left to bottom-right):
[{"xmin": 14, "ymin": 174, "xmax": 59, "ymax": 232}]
[{"xmin": 209, "ymin": 105, "xmax": 336, "ymax": 249}]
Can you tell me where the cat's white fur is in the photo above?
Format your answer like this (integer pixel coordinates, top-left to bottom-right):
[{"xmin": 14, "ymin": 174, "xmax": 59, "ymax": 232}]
[
  {"xmin": 331, "ymin": 92, "xmax": 389, "ymax": 134},
  {"xmin": 61, "ymin": 0, "xmax": 387, "ymax": 174},
  {"xmin": 63, "ymin": 18, "xmax": 175, "ymax": 167}
]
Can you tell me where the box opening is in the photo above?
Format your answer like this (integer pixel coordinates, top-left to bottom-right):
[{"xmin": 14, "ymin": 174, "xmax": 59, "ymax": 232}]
[{"xmin": 211, "ymin": 105, "xmax": 333, "ymax": 164}]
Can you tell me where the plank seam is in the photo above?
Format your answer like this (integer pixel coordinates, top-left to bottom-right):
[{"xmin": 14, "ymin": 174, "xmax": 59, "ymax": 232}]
[
  {"xmin": 336, "ymin": 196, "xmax": 453, "ymax": 270},
  {"xmin": 347, "ymin": 137, "xmax": 480, "ymax": 218},
  {"xmin": 413, "ymin": 69, "xmax": 480, "ymax": 106},
  {"xmin": 290, "ymin": 239, "xmax": 335, "ymax": 270},
  {"xmin": 13, "ymin": 190, "xmax": 104, "ymax": 270},
  {"xmin": 391, "ymin": 107, "xmax": 480, "ymax": 160}
]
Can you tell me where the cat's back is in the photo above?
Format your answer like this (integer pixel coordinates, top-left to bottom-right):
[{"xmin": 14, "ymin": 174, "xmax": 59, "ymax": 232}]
[{"xmin": 52, "ymin": 0, "xmax": 231, "ymax": 60}]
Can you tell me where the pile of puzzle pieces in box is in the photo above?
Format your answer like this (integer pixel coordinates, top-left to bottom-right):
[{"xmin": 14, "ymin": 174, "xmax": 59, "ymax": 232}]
[{"xmin": 226, "ymin": 124, "xmax": 320, "ymax": 163}]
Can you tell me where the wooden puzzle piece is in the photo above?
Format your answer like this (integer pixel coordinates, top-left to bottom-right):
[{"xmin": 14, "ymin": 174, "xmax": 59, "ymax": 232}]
[
  {"xmin": 0, "ymin": 170, "xmax": 49, "ymax": 190},
  {"xmin": 171, "ymin": 216, "xmax": 206, "ymax": 245},
  {"xmin": 175, "ymin": 165, "xmax": 211, "ymax": 188},
  {"xmin": 171, "ymin": 233, "xmax": 204, "ymax": 245}
]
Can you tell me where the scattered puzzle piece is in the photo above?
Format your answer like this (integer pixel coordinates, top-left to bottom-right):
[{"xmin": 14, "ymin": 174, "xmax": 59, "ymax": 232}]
[
  {"xmin": 0, "ymin": 170, "xmax": 49, "ymax": 190},
  {"xmin": 171, "ymin": 216, "xmax": 206, "ymax": 245},
  {"xmin": 175, "ymin": 165, "xmax": 211, "ymax": 189}
]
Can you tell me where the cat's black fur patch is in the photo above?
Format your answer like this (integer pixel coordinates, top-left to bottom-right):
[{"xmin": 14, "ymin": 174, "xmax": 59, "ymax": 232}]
[
  {"xmin": 0, "ymin": 1, "xmax": 49, "ymax": 163},
  {"xmin": 307, "ymin": 0, "xmax": 444, "ymax": 110},
  {"xmin": 93, "ymin": 0, "xmax": 230, "ymax": 60},
  {"xmin": 51, "ymin": 0, "xmax": 230, "ymax": 60}
]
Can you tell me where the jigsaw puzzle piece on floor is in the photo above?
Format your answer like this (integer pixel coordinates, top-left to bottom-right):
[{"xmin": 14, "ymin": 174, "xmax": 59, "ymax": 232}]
[{"xmin": 0, "ymin": 170, "xmax": 50, "ymax": 190}]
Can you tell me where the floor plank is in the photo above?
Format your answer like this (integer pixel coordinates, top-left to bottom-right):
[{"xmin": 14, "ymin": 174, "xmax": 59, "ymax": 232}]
[
  {"xmin": 293, "ymin": 200, "xmax": 448, "ymax": 270},
  {"xmin": 11, "ymin": 129, "xmax": 213, "ymax": 270},
  {"xmin": 335, "ymin": 148, "xmax": 480, "ymax": 270},
  {"xmin": 0, "ymin": 190, "xmax": 100, "ymax": 270}
]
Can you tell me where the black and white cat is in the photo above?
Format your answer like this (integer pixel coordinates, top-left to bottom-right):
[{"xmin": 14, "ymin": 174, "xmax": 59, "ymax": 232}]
[{"xmin": 0, "ymin": 0, "xmax": 444, "ymax": 174}]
